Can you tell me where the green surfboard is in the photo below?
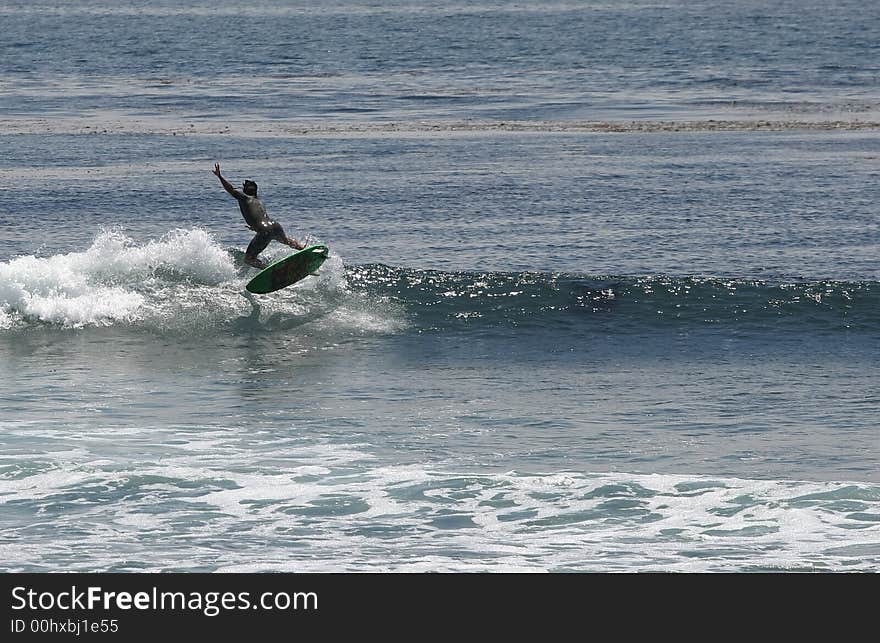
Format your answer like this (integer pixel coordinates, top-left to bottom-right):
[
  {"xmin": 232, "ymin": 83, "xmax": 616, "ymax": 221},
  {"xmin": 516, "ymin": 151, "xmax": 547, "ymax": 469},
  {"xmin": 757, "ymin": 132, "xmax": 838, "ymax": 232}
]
[{"xmin": 245, "ymin": 244, "xmax": 329, "ymax": 294}]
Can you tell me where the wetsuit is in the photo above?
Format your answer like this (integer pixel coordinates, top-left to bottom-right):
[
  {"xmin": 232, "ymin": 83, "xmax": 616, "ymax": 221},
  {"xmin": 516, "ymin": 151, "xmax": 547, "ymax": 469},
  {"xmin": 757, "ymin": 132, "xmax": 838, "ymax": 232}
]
[{"xmin": 232, "ymin": 191, "xmax": 291, "ymax": 263}]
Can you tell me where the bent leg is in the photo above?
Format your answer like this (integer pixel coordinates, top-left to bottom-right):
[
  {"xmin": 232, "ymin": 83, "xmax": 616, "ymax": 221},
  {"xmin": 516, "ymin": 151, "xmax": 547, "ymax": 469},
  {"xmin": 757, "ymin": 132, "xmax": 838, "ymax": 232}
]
[
  {"xmin": 269, "ymin": 221, "xmax": 305, "ymax": 250},
  {"xmin": 245, "ymin": 232, "xmax": 271, "ymax": 269}
]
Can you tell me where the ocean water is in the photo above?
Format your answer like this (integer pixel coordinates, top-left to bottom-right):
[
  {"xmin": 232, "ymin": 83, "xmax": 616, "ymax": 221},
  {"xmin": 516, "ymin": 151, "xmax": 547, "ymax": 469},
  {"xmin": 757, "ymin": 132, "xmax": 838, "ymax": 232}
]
[{"xmin": 1, "ymin": 0, "xmax": 878, "ymax": 573}]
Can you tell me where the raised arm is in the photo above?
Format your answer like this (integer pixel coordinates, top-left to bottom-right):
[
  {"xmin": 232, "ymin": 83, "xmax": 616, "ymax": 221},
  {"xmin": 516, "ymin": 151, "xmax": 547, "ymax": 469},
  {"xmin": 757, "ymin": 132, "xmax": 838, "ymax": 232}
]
[{"xmin": 213, "ymin": 163, "xmax": 243, "ymax": 199}]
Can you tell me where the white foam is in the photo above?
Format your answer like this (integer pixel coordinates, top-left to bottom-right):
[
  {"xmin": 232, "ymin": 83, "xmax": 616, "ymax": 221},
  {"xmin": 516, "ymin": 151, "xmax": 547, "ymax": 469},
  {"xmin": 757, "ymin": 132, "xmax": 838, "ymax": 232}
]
[
  {"xmin": 0, "ymin": 228, "xmax": 237, "ymax": 328},
  {"xmin": 0, "ymin": 308, "xmax": 13, "ymax": 330},
  {"xmin": 1, "ymin": 429, "xmax": 877, "ymax": 572},
  {"xmin": 80, "ymin": 228, "xmax": 237, "ymax": 285},
  {"xmin": 0, "ymin": 253, "xmax": 144, "ymax": 328}
]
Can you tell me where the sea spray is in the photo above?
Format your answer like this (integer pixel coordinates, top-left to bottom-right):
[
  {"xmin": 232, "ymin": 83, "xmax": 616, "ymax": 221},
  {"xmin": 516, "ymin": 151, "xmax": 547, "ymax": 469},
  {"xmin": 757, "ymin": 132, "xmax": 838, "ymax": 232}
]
[
  {"xmin": 0, "ymin": 228, "xmax": 237, "ymax": 328},
  {"xmin": 0, "ymin": 228, "xmax": 406, "ymax": 335}
]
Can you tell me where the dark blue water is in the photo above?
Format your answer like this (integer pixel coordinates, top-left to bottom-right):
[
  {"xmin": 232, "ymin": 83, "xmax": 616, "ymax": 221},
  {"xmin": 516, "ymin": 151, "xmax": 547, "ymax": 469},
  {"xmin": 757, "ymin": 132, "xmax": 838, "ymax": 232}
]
[
  {"xmin": 1, "ymin": 1, "xmax": 878, "ymax": 572},
  {"xmin": 3, "ymin": 0, "xmax": 879, "ymax": 123}
]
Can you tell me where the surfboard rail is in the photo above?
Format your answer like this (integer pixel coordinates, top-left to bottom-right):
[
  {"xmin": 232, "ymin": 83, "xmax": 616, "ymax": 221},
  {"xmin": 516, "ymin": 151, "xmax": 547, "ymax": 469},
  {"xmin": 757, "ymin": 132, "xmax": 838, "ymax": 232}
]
[{"xmin": 245, "ymin": 244, "xmax": 329, "ymax": 294}]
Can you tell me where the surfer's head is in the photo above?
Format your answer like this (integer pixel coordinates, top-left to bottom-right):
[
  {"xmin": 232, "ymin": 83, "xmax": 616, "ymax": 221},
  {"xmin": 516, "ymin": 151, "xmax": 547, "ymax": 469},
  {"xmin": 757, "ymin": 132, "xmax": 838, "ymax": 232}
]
[{"xmin": 242, "ymin": 180, "xmax": 258, "ymax": 196}]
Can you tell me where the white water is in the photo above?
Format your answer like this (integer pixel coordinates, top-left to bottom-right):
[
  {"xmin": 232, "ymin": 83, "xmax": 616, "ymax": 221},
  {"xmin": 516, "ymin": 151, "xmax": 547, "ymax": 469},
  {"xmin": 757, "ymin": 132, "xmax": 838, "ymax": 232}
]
[
  {"xmin": 0, "ymin": 228, "xmax": 405, "ymax": 335},
  {"xmin": 1, "ymin": 434, "xmax": 876, "ymax": 572}
]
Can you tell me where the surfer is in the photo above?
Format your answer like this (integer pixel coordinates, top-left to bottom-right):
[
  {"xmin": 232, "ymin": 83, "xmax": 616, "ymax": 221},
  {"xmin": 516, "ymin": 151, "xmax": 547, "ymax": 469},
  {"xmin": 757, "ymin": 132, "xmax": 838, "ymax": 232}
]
[{"xmin": 212, "ymin": 163, "xmax": 305, "ymax": 269}]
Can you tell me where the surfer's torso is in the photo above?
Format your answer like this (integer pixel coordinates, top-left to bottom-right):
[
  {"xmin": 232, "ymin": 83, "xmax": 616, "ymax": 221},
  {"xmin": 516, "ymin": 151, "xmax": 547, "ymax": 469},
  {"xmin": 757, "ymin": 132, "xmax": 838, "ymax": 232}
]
[{"xmin": 235, "ymin": 193, "xmax": 272, "ymax": 230}]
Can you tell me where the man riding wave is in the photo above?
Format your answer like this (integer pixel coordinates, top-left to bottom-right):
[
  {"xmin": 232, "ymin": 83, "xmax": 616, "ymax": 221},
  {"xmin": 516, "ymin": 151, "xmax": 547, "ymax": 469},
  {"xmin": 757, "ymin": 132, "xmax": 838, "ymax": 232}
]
[{"xmin": 212, "ymin": 163, "xmax": 304, "ymax": 269}]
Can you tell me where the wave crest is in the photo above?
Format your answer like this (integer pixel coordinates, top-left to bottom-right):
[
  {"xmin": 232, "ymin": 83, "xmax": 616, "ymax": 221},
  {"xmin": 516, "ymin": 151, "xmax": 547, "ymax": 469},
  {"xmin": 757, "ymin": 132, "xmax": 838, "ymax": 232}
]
[
  {"xmin": 1, "ymin": 228, "xmax": 239, "ymax": 328},
  {"xmin": 349, "ymin": 265, "xmax": 879, "ymax": 333}
]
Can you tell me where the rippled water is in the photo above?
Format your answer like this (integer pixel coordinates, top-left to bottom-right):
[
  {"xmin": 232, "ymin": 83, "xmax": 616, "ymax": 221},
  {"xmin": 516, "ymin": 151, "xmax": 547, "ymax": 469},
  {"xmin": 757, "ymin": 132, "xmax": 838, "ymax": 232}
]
[{"xmin": 1, "ymin": 0, "xmax": 878, "ymax": 572}]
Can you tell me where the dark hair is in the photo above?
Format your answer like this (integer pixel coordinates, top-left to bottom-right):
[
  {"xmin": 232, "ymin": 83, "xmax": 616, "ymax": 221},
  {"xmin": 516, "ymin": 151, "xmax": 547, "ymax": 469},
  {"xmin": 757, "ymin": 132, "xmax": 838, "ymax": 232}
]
[{"xmin": 243, "ymin": 180, "xmax": 258, "ymax": 195}]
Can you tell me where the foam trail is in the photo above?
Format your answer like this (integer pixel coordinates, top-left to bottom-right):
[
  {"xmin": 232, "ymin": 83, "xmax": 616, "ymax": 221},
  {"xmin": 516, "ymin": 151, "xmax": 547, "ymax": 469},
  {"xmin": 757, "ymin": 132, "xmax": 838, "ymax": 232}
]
[
  {"xmin": 0, "ymin": 228, "xmax": 237, "ymax": 328},
  {"xmin": 0, "ymin": 228, "xmax": 406, "ymax": 335}
]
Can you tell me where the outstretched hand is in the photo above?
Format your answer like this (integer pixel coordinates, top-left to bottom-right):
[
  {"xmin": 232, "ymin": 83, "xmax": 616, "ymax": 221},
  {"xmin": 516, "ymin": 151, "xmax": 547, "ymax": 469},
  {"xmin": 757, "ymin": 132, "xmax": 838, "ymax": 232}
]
[{"xmin": 212, "ymin": 163, "xmax": 221, "ymax": 177}]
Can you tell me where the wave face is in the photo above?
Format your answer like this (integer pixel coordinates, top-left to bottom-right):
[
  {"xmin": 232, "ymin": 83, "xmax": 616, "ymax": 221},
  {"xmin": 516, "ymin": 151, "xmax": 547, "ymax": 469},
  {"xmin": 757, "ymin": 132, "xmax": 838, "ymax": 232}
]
[
  {"xmin": 2, "ymin": 231, "xmax": 876, "ymax": 338},
  {"xmin": 350, "ymin": 264, "xmax": 879, "ymax": 335}
]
